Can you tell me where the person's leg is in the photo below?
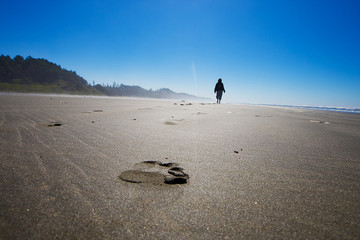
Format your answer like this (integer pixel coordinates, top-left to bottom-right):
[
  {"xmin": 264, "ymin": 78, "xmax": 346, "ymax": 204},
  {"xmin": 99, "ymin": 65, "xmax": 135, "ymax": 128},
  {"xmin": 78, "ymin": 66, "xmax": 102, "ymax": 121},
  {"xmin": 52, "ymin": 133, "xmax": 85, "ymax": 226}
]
[{"xmin": 217, "ymin": 92, "xmax": 223, "ymax": 104}]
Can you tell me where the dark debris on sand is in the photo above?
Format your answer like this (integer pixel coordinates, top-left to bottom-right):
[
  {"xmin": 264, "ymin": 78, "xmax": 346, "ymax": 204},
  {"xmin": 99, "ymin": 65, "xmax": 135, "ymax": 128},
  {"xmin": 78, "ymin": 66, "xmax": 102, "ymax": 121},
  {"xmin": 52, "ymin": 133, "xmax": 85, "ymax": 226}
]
[{"xmin": 47, "ymin": 122, "xmax": 62, "ymax": 127}]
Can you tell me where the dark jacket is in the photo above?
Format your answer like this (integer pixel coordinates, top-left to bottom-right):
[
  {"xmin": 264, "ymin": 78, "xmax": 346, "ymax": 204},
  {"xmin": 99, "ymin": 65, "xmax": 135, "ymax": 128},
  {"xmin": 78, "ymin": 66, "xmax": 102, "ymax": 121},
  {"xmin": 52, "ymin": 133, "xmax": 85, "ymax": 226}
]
[{"xmin": 214, "ymin": 82, "xmax": 225, "ymax": 93}]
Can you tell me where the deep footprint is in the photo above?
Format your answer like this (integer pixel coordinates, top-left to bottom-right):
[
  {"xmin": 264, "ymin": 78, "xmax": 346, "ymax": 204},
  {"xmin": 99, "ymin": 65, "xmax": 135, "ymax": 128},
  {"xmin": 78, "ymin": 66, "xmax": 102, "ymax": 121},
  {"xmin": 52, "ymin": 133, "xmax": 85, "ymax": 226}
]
[
  {"xmin": 159, "ymin": 162, "xmax": 178, "ymax": 167},
  {"xmin": 47, "ymin": 122, "xmax": 62, "ymax": 127},
  {"xmin": 119, "ymin": 161, "xmax": 189, "ymax": 185}
]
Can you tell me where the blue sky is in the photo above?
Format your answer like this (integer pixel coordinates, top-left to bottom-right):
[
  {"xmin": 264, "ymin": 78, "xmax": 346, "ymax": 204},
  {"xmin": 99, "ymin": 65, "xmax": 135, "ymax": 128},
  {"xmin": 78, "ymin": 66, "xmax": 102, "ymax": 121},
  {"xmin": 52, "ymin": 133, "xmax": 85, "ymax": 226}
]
[{"xmin": 1, "ymin": 0, "xmax": 359, "ymax": 107}]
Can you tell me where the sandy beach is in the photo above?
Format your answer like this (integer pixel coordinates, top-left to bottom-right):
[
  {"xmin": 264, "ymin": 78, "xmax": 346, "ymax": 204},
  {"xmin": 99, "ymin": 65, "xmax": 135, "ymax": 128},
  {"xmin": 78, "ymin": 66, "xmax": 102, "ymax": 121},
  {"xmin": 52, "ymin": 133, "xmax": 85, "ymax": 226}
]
[{"xmin": 0, "ymin": 94, "xmax": 359, "ymax": 239}]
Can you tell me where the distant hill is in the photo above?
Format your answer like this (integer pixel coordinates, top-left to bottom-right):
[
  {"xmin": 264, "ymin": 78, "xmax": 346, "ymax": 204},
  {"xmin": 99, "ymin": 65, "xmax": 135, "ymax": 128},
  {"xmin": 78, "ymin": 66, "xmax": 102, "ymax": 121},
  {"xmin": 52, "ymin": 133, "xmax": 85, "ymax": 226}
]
[
  {"xmin": 95, "ymin": 84, "xmax": 210, "ymax": 101},
  {"xmin": 0, "ymin": 55, "xmax": 210, "ymax": 101},
  {"xmin": 0, "ymin": 55, "xmax": 99, "ymax": 95}
]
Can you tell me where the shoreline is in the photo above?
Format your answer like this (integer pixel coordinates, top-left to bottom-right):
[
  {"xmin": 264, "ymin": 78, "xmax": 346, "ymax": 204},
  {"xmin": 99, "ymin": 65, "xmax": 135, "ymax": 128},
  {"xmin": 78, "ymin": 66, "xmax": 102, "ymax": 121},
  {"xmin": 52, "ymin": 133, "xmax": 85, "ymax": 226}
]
[{"xmin": 1, "ymin": 91, "xmax": 359, "ymax": 114}]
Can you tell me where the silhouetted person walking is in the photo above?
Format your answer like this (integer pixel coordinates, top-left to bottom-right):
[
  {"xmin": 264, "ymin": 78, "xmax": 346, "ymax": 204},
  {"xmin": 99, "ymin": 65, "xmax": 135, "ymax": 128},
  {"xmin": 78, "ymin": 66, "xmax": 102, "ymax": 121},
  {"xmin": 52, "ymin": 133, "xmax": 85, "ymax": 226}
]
[{"xmin": 214, "ymin": 78, "xmax": 225, "ymax": 104}]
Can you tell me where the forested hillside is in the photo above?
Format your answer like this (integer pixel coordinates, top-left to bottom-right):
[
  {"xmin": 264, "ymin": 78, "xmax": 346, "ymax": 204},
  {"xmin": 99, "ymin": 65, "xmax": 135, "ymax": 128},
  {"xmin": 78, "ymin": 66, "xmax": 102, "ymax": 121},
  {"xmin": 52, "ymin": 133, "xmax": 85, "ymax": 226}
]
[
  {"xmin": 0, "ymin": 55, "xmax": 210, "ymax": 101},
  {"xmin": 0, "ymin": 55, "xmax": 99, "ymax": 94}
]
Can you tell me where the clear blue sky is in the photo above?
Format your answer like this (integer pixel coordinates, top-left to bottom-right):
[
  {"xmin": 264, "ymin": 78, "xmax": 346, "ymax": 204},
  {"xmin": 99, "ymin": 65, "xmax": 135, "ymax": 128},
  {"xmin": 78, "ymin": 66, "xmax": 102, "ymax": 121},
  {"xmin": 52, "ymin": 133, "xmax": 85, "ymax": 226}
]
[{"xmin": 1, "ymin": 0, "xmax": 359, "ymax": 107}]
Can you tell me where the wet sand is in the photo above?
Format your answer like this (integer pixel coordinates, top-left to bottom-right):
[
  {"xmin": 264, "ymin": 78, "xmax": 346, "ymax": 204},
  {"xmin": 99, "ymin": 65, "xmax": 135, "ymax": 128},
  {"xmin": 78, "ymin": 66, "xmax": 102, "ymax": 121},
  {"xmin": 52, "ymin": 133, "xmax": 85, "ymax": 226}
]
[{"xmin": 0, "ymin": 94, "xmax": 359, "ymax": 239}]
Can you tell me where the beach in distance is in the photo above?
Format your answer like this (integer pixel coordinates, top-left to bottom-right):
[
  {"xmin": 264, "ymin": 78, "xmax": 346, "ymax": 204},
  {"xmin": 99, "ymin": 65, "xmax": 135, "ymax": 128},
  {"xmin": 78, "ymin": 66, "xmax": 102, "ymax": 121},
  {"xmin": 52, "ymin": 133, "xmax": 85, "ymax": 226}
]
[{"xmin": 0, "ymin": 94, "xmax": 359, "ymax": 239}]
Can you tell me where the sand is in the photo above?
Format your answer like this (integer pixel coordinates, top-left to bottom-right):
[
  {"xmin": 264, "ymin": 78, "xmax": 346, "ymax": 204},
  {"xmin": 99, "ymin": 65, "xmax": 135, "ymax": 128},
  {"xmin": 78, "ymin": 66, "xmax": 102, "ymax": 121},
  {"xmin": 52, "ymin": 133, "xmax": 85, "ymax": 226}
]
[{"xmin": 0, "ymin": 94, "xmax": 359, "ymax": 239}]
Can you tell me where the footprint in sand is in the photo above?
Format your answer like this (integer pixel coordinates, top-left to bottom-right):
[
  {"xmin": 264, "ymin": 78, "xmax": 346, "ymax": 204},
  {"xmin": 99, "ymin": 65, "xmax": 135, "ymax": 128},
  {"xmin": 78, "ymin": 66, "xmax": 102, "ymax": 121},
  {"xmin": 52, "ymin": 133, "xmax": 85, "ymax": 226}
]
[
  {"xmin": 47, "ymin": 122, "xmax": 62, "ymax": 127},
  {"xmin": 164, "ymin": 118, "xmax": 184, "ymax": 125},
  {"xmin": 119, "ymin": 161, "xmax": 189, "ymax": 185},
  {"xmin": 310, "ymin": 120, "xmax": 330, "ymax": 124}
]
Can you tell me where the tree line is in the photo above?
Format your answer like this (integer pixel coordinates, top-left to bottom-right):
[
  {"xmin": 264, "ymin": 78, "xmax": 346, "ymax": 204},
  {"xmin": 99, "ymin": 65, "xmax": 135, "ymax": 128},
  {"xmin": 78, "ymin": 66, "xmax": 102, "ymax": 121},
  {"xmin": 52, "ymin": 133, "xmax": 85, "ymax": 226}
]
[
  {"xmin": 0, "ymin": 55, "xmax": 209, "ymax": 100},
  {"xmin": 0, "ymin": 55, "xmax": 96, "ymax": 93}
]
